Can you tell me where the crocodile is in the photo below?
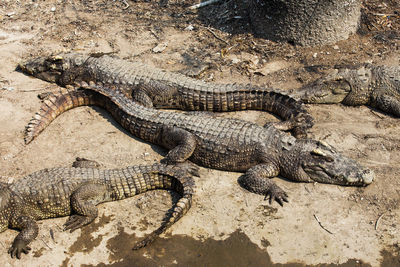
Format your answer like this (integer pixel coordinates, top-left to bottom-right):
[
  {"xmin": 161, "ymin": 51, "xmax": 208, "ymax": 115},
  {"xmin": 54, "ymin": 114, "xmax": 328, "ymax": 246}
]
[
  {"xmin": 1, "ymin": 161, "xmax": 197, "ymax": 259},
  {"xmin": 293, "ymin": 65, "xmax": 400, "ymax": 117},
  {"xmin": 18, "ymin": 53, "xmax": 314, "ymax": 138},
  {"xmin": 25, "ymin": 82, "xmax": 374, "ymax": 207}
]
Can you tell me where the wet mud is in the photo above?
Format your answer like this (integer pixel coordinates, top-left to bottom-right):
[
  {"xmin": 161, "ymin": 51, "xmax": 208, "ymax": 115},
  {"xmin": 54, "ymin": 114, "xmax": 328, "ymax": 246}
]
[{"xmin": 82, "ymin": 230, "xmax": 400, "ymax": 267}]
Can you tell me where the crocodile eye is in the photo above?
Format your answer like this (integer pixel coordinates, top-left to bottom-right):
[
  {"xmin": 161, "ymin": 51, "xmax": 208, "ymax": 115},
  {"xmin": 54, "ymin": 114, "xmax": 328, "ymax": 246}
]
[{"xmin": 310, "ymin": 149, "xmax": 334, "ymax": 162}]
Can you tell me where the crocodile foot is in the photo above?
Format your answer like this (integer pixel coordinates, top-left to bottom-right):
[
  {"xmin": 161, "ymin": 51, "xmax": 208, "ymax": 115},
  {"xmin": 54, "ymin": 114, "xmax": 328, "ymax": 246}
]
[
  {"xmin": 264, "ymin": 184, "xmax": 289, "ymax": 206},
  {"xmin": 8, "ymin": 239, "xmax": 31, "ymax": 259},
  {"xmin": 64, "ymin": 215, "xmax": 92, "ymax": 232},
  {"xmin": 72, "ymin": 157, "xmax": 101, "ymax": 168},
  {"xmin": 172, "ymin": 162, "xmax": 200, "ymax": 177}
]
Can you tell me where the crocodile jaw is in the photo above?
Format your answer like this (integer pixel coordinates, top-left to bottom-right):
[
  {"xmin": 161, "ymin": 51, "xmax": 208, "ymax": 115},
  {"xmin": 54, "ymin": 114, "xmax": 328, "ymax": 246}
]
[
  {"xmin": 298, "ymin": 140, "xmax": 374, "ymax": 186},
  {"xmin": 18, "ymin": 57, "xmax": 62, "ymax": 83}
]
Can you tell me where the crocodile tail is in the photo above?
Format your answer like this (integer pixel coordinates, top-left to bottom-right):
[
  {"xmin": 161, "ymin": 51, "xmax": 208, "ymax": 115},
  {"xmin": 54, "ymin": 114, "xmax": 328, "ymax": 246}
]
[
  {"xmin": 225, "ymin": 85, "xmax": 314, "ymax": 138},
  {"xmin": 24, "ymin": 86, "xmax": 97, "ymax": 144},
  {"xmin": 132, "ymin": 163, "xmax": 196, "ymax": 250},
  {"xmin": 78, "ymin": 81, "xmax": 136, "ymax": 113},
  {"xmin": 205, "ymin": 84, "xmax": 314, "ymax": 138}
]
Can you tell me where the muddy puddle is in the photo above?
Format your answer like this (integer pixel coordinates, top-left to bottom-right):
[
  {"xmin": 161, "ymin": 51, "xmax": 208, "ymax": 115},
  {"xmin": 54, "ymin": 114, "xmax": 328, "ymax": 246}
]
[{"xmin": 80, "ymin": 230, "xmax": 399, "ymax": 267}]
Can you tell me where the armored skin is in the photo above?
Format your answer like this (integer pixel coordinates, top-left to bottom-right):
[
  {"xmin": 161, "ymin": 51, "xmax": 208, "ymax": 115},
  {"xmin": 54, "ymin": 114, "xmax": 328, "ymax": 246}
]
[
  {"xmin": 0, "ymin": 162, "xmax": 197, "ymax": 259},
  {"xmin": 294, "ymin": 65, "xmax": 400, "ymax": 117},
  {"xmin": 19, "ymin": 53, "xmax": 314, "ymax": 137},
  {"xmin": 25, "ymin": 83, "xmax": 374, "ymax": 207}
]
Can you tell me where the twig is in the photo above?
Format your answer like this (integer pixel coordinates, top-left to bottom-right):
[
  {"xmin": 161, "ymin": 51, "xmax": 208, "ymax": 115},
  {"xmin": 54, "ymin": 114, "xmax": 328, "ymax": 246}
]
[
  {"xmin": 119, "ymin": 0, "xmax": 130, "ymax": 10},
  {"xmin": 304, "ymin": 185, "xmax": 311, "ymax": 194},
  {"xmin": 189, "ymin": 0, "xmax": 222, "ymax": 9},
  {"xmin": 18, "ymin": 89, "xmax": 46, "ymax": 93},
  {"xmin": 370, "ymin": 109, "xmax": 385, "ymax": 119},
  {"xmin": 205, "ymin": 27, "xmax": 228, "ymax": 44},
  {"xmin": 41, "ymin": 239, "xmax": 52, "ymax": 250},
  {"xmin": 373, "ymin": 13, "xmax": 397, "ymax": 17},
  {"xmin": 313, "ymin": 214, "xmax": 333, "ymax": 234},
  {"xmin": 50, "ymin": 228, "xmax": 55, "ymax": 242},
  {"xmin": 375, "ymin": 213, "xmax": 385, "ymax": 230}
]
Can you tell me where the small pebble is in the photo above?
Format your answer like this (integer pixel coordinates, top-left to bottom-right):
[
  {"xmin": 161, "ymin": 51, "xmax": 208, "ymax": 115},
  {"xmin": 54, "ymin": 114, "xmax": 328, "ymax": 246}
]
[
  {"xmin": 185, "ymin": 25, "xmax": 194, "ymax": 31},
  {"xmin": 50, "ymin": 7, "xmax": 56, "ymax": 12}
]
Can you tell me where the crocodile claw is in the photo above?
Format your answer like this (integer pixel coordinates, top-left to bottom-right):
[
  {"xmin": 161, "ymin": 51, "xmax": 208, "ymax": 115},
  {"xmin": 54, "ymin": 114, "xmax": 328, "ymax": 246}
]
[
  {"xmin": 64, "ymin": 215, "xmax": 89, "ymax": 232},
  {"xmin": 264, "ymin": 184, "xmax": 289, "ymax": 206},
  {"xmin": 174, "ymin": 162, "xmax": 200, "ymax": 177},
  {"xmin": 8, "ymin": 240, "xmax": 31, "ymax": 259}
]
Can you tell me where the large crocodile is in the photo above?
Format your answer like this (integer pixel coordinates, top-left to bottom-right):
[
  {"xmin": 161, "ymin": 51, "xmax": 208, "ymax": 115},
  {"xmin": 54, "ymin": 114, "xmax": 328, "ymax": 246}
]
[
  {"xmin": 293, "ymin": 65, "xmax": 400, "ymax": 117},
  {"xmin": 1, "ymin": 161, "xmax": 197, "ymax": 259},
  {"xmin": 19, "ymin": 53, "xmax": 314, "ymax": 137},
  {"xmin": 25, "ymin": 82, "xmax": 374, "ymax": 207}
]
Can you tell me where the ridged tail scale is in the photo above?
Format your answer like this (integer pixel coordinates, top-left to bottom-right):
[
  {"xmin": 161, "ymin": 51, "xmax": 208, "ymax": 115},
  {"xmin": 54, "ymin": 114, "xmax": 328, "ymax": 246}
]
[
  {"xmin": 24, "ymin": 87, "xmax": 99, "ymax": 144},
  {"xmin": 124, "ymin": 163, "xmax": 195, "ymax": 249},
  {"xmin": 181, "ymin": 83, "xmax": 314, "ymax": 137},
  {"xmin": 8, "ymin": 163, "xmax": 195, "ymax": 253}
]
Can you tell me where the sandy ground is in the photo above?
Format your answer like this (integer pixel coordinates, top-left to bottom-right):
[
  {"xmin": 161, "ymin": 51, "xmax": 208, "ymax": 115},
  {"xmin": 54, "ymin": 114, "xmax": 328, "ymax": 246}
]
[{"xmin": 0, "ymin": 1, "xmax": 399, "ymax": 266}]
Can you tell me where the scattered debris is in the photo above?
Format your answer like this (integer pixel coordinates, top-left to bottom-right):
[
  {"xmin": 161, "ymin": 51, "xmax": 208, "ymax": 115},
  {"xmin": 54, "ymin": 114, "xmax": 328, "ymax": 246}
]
[
  {"xmin": 185, "ymin": 24, "xmax": 194, "ymax": 31},
  {"xmin": 6, "ymin": 12, "xmax": 16, "ymax": 17},
  {"xmin": 120, "ymin": 0, "xmax": 130, "ymax": 10},
  {"xmin": 50, "ymin": 229, "xmax": 55, "ymax": 242},
  {"xmin": 189, "ymin": 0, "xmax": 222, "ymax": 10},
  {"xmin": 204, "ymin": 27, "xmax": 228, "ymax": 45},
  {"xmin": 370, "ymin": 109, "xmax": 385, "ymax": 119},
  {"xmin": 313, "ymin": 214, "xmax": 334, "ymax": 234},
  {"xmin": 40, "ymin": 239, "xmax": 52, "ymax": 250},
  {"xmin": 114, "ymin": 0, "xmax": 130, "ymax": 10},
  {"xmin": 152, "ymin": 42, "xmax": 168, "ymax": 53},
  {"xmin": 375, "ymin": 213, "xmax": 385, "ymax": 230},
  {"xmin": 1, "ymin": 87, "xmax": 14, "ymax": 91}
]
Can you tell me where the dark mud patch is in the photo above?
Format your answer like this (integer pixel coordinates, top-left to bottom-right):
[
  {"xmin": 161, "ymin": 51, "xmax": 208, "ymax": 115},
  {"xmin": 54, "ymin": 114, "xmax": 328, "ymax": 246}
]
[
  {"xmin": 68, "ymin": 214, "xmax": 112, "ymax": 254},
  {"xmin": 380, "ymin": 245, "xmax": 400, "ymax": 267},
  {"xmin": 32, "ymin": 247, "xmax": 46, "ymax": 258},
  {"xmin": 60, "ymin": 257, "xmax": 70, "ymax": 267},
  {"xmin": 138, "ymin": 217, "xmax": 150, "ymax": 232},
  {"xmin": 82, "ymin": 229, "xmax": 377, "ymax": 267}
]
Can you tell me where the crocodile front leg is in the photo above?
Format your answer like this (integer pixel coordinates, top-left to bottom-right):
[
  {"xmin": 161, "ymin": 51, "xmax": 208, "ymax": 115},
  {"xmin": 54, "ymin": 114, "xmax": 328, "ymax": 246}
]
[
  {"xmin": 64, "ymin": 183, "xmax": 109, "ymax": 232},
  {"xmin": 238, "ymin": 162, "xmax": 289, "ymax": 206},
  {"xmin": 160, "ymin": 126, "xmax": 197, "ymax": 164},
  {"xmin": 8, "ymin": 216, "xmax": 38, "ymax": 259}
]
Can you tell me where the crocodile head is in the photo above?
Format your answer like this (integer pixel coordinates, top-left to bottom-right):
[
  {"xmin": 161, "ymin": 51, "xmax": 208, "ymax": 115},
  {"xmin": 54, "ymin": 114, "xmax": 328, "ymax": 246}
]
[
  {"xmin": 286, "ymin": 140, "xmax": 374, "ymax": 186},
  {"xmin": 295, "ymin": 69, "xmax": 352, "ymax": 104},
  {"xmin": 18, "ymin": 53, "xmax": 89, "ymax": 84}
]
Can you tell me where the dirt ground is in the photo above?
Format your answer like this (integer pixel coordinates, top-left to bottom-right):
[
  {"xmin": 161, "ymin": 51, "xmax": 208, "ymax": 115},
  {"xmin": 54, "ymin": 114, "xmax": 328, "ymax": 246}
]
[{"xmin": 0, "ymin": 0, "xmax": 399, "ymax": 266}]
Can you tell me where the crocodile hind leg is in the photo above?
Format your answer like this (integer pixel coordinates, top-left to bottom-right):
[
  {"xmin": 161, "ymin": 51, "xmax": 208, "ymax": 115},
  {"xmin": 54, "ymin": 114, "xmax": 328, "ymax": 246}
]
[
  {"xmin": 64, "ymin": 183, "xmax": 110, "ymax": 232},
  {"xmin": 238, "ymin": 162, "xmax": 289, "ymax": 206},
  {"xmin": 160, "ymin": 126, "xmax": 197, "ymax": 164}
]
